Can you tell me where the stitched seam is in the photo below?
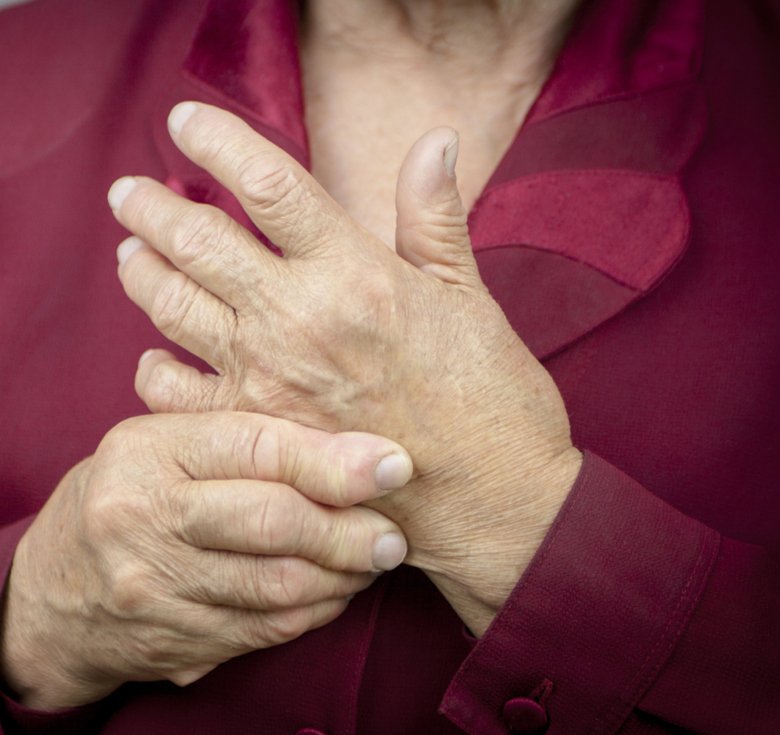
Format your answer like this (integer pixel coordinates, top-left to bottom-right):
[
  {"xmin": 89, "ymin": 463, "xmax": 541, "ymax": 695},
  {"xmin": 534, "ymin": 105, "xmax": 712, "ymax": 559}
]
[
  {"xmin": 474, "ymin": 173, "xmax": 690, "ymax": 291},
  {"xmin": 477, "ymin": 168, "xmax": 677, "ymax": 201},
  {"xmin": 589, "ymin": 528, "xmax": 720, "ymax": 735},
  {"xmin": 475, "ymin": 241, "xmax": 645, "ymax": 293}
]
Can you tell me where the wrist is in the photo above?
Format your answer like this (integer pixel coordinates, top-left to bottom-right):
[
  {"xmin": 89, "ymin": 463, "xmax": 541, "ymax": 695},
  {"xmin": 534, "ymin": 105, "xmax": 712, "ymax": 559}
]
[{"xmin": 416, "ymin": 446, "xmax": 583, "ymax": 635}]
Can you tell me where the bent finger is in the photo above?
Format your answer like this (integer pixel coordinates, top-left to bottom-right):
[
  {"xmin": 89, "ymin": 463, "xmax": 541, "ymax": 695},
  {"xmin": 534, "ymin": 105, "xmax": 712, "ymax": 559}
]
[
  {"xmin": 109, "ymin": 176, "xmax": 273, "ymax": 310},
  {"xmin": 228, "ymin": 598, "xmax": 350, "ymax": 650},
  {"xmin": 166, "ymin": 102, "xmax": 359, "ymax": 258},
  {"xmin": 117, "ymin": 236, "xmax": 235, "ymax": 368},
  {"xmin": 135, "ymin": 349, "xmax": 221, "ymax": 414}
]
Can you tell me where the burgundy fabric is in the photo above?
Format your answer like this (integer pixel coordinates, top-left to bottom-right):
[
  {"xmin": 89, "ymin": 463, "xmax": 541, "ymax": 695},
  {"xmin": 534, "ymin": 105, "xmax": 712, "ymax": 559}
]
[{"xmin": 1, "ymin": 0, "xmax": 779, "ymax": 734}]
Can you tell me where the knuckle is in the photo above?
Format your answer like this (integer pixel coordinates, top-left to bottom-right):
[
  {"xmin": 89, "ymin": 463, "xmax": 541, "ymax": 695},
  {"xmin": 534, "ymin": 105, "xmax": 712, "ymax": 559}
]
[
  {"xmin": 302, "ymin": 509, "xmax": 342, "ymax": 568},
  {"xmin": 245, "ymin": 420, "xmax": 274, "ymax": 479},
  {"xmin": 273, "ymin": 421, "xmax": 306, "ymax": 489},
  {"xmin": 82, "ymin": 481, "xmax": 150, "ymax": 546},
  {"xmin": 356, "ymin": 268, "xmax": 395, "ymax": 309},
  {"xmin": 98, "ymin": 417, "xmax": 144, "ymax": 458},
  {"xmin": 219, "ymin": 417, "xmax": 274, "ymax": 480},
  {"xmin": 142, "ymin": 361, "xmax": 187, "ymax": 413},
  {"xmin": 261, "ymin": 607, "xmax": 310, "ymax": 644},
  {"xmin": 158, "ymin": 481, "xmax": 192, "ymax": 539},
  {"xmin": 253, "ymin": 490, "xmax": 295, "ymax": 550},
  {"xmin": 236, "ymin": 612, "xmax": 277, "ymax": 648},
  {"xmin": 430, "ymin": 191, "xmax": 468, "ymax": 226},
  {"xmin": 150, "ymin": 272, "xmax": 199, "ymax": 338},
  {"xmin": 110, "ymin": 564, "xmax": 153, "ymax": 617},
  {"xmin": 318, "ymin": 437, "xmax": 352, "ymax": 506},
  {"xmin": 319, "ymin": 508, "xmax": 380, "ymax": 572},
  {"xmin": 245, "ymin": 557, "xmax": 303, "ymax": 610},
  {"xmin": 237, "ymin": 155, "xmax": 303, "ymax": 211},
  {"xmin": 167, "ymin": 209, "xmax": 229, "ymax": 266}
]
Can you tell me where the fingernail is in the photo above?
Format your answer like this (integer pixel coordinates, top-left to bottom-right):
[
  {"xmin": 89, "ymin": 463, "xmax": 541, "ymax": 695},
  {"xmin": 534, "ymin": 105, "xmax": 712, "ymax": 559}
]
[
  {"xmin": 108, "ymin": 177, "xmax": 137, "ymax": 211},
  {"xmin": 117, "ymin": 236, "xmax": 144, "ymax": 267},
  {"xmin": 372, "ymin": 532, "xmax": 407, "ymax": 571},
  {"xmin": 138, "ymin": 349, "xmax": 156, "ymax": 365},
  {"xmin": 374, "ymin": 453, "xmax": 413, "ymax": 492},
  {"xmin": 168, "ymin": 101, "xmax": 199, "ymax": 136},
  {"xmin": 443, "ymin": 135, "xmax": 459, "ymax": 179}
]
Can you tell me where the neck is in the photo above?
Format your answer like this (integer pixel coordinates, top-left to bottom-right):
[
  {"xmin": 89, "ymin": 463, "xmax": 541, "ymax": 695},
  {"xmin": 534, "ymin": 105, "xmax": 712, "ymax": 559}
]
[{"xmin": 301, "ymin": 0, "xmax": 582, "ymax": 83}]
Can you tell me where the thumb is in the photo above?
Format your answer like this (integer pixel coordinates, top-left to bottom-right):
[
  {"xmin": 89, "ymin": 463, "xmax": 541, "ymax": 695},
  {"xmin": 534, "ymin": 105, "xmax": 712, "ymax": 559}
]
[{"xmin": 395, "ymin": 127, "xmax": 482, "ymax": 288}]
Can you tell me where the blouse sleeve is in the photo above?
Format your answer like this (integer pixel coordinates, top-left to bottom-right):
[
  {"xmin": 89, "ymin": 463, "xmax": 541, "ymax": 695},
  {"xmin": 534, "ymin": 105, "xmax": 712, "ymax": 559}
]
[{"xmin": 439, "ymin": 451, "xmax": 779, "ymax": 735}]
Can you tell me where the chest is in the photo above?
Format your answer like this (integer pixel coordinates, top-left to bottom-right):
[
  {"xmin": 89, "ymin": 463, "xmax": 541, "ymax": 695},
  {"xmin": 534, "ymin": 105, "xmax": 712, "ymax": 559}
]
[{"xmin": 301, "ymin": 57, "xmax": 540, "ymax": 247}]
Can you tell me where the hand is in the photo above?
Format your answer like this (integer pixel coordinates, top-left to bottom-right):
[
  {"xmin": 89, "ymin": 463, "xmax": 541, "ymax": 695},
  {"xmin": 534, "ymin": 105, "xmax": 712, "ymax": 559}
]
[
  {"xmin": 0, "ymin": 412, "xmax": 410, "ymax": 709},
  {"xmin": 109, "ymin": 102, "xmax": 582, "ymax": 634}
]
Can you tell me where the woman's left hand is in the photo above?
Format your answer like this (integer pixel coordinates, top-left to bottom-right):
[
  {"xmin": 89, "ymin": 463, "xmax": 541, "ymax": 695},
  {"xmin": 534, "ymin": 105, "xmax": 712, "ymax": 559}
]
[{"xmin": 109, "ymin": 101, "xmax": 582, "ymax": 634}]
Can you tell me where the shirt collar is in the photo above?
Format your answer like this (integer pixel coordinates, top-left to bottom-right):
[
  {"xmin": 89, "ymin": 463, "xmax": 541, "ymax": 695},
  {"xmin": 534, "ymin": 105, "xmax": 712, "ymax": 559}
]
[{"xmin": 154, "ymin": 0, "xmax": 707, "ymax": 359}]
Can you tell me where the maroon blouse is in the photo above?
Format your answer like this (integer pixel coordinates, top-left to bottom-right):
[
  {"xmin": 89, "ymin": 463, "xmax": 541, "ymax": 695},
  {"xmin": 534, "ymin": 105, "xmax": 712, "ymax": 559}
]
[{"xmin": 0, "ymin": 0, "xmax": 778, "ymax": 733}]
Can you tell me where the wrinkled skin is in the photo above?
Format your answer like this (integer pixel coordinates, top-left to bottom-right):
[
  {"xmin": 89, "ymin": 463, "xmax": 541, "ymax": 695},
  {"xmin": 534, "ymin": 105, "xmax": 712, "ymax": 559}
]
[
  {"xmin": 110, "ymin": 103, "xmax": 582, "ymax": 633},
  {"xmin": 1, "ymin": 412, "xmax": 410, "ymax": 709}
]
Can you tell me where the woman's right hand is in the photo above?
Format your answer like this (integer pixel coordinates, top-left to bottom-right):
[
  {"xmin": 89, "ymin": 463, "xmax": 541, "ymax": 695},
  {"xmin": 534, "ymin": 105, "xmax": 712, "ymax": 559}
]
[{"xmin": 0, "ymin": 412, "xmax": 410, "ymax": 710}]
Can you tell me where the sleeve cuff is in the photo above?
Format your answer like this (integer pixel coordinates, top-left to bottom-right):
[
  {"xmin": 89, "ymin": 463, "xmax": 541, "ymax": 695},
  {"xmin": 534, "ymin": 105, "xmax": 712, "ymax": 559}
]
[{"xmin": 439, "ymin": 451, "xmax": 719, "ymax": 735}]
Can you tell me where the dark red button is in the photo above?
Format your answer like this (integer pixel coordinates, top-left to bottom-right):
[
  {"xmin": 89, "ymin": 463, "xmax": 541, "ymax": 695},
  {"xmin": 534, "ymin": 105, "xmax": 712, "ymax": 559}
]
[{"xmin": 502, "ymin": 696, "xmax": 548, "ymax": 733}]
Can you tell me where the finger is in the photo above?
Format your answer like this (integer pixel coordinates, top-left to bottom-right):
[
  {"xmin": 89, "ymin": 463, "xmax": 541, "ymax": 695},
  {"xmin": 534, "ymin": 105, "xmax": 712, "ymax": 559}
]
[
  {"xmin": 163, "ymin": 412, "xmax": 413, "ymax": 505},
  {"xmin": 228, "ymin": 598, "xmax": 349, "ymax": 650},
  {"xmin": 164, "ymin": 598, "xmax": 350, "ymax": 678},
  {"xmin": 174, "ymin": 479, "xmax": 407, "ymax": 572},
  {"xmin": 116, "ymin": 236, "xmax": 235, "ymax": 368},
  {"xmin": 167, "ymin": 665, "xmax": 219, "ymax": 689},
  {"xmin": 109, "ymin": 176, "xmax": 273, "ymax": 310},
  {"xmin": 395, "ymin": 127, "xmax": 484, "ymax": 288},
  {"xmin": 135, "ymin": 349, "xmax": 221, "ymax": 414},
  {"xmin": 178, "ymin": 551, "xmax": 375, "ymax": 610},
  {"xmin": 166, "ymin": 101, "xmax": 359, "ymax": 258}
]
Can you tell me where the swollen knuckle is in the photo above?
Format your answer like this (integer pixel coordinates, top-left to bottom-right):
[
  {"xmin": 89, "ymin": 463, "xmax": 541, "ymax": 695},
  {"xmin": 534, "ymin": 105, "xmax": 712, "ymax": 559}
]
[
  {"xmin": 80, "ymin": 490, "xmax": 118, "ymax": 543},
  {"xmin": 264, "ymin": 608, "xmax": 308, "ymax": 643},
  {"xmin": 359, "ymin": 268, "xmax": 395, "ymax": 306},
  {"xmin": 142, "ymin": 361, "xmax": 185, "ymax": 412},
  {"xmin": 238, "ymin": 614, "xmax": 274, "ymax": 648},
  {"xmin": 237, "ymin": 157, "xmax": 304, "ymax": 212},
  {"xmin": 265, "ymin": 557, "xmax": 306, "ymax": 607},
  {"xmin": 110, "ymin": 564, "xmax": 152, "ymax": 616},
  {"xmin": 340, "ymin": 269, "xmax": 396, "ymax": 333},
  {"xmin": 167, "ymin": 210, "xmax": 226, "ymax": 266},
  {"xmin": 150, "ymin": 272, "xmax": 198, "ymax": 336},
  {"xmin": 99, "ymin": 417, "xmax": 143, "ymax": 458}
]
